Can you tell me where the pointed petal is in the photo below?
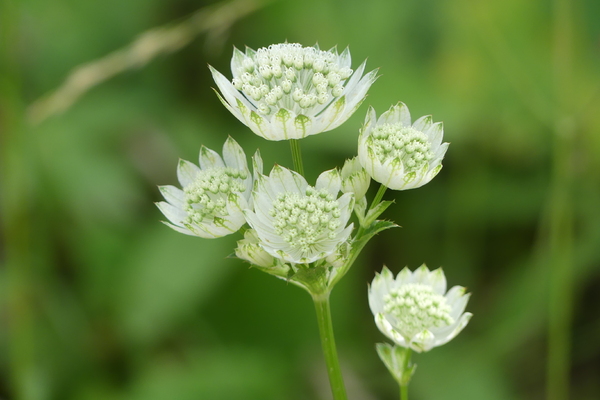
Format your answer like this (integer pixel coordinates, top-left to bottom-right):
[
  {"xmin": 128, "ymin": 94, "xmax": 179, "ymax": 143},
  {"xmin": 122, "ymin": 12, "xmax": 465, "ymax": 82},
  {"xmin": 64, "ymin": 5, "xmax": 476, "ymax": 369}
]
[
  {"xmin": 156, "ymin": 201, "xmax": 187, "ymax": 226},
  {"xmin": 343, "ymin": 60, "xmax": 367, "ymax": 94},
  {"xmin": 449, "ymin": 292, "xmax": 471, "ymax": 320},
  {"xmin": 212, "ymin": 89, "xmax": 245, "ymax": 123},
  {"xmin": 247, "ymin": 110, "xmax": 273, "ymax": 140},
  {"xmin": 199, "ymin": 146, "xmax": 225, "ymax": 169},
  {"xmin": 316, "ymin": 169, "xmax": 341, "ymax": 195},
  {"xmin": 410, "ymin": 329, "xmax": 436, "ymax": 352},
  {"xmin": 343, "ymin": 67, "xmax": 378, "ymax": 110},
  {"xmin": 413, "ymin": 264, "xmax": 432, "ymax": 284},
  {"xmin": 270, "ymin": 108, "xmax": 298, "ymax": 140},
  {"xmin": 427, "ymin": 122, "xmax": 444, "ymax": 149},
  {"xmin": 159, "ymin": 185, "xmax": 184, "ymax": 207},
  {"xmin": 413, "ymin": 115, "xmax": 433, "ymax": 132},
  {"xmin": 252, "ymin": 149, "xmax": 264, "ymax": 183},
  {"xmin": 397, "ymin": 102, "xmax": 411, "ymax": 126},
  {"xmin": 338, "ymin": 47, "xmax": 352, "ymax": 69},
  {"xmin": 231, "ymin": 47, "xmax": 247, "ymax": 78},
  {"xmin": 293, "ymin": 114, "xmax": 313, "ymax": 139},
  {"xmin": 161, "ymin": 221, "xmax": 194, "ymax": 236},
  {"xmin": 222, "ymin": 136, "xmax": 247, "ymax": 170},
  {"xmin": 210, "ymin": 66, "xmax": 256, "ymax": 113},
  {"xmin": 269, "ymin": 165, "xmax": 307, "ymax": 194},
  {"xmin": 394, "ymin": 267, "xmax": 413, "ymax": 288},
  {"xmin": 445, "ymin": 286, "xmax": 468, "ymax": 306},
  {"xmin": 375, "ymin": 313, "xmax": 408, "ymax": 347},
  {"xmin": 379, "ymin": 102, "xmax": 403, "ymax": 125},
  {"xmin": 314, "ymin": 95, "xmax": 346, "ymax": 133},
  {"xmin": 177, "ymin": 159, "xmax": 200, "ymax": 187},
  {"xmin": 434, "ymin": 312, "xmax": 472, "ymax": 347},
  {"xmin": 429, "ymin": 267, "xmax": 447, "ymax": 295}
]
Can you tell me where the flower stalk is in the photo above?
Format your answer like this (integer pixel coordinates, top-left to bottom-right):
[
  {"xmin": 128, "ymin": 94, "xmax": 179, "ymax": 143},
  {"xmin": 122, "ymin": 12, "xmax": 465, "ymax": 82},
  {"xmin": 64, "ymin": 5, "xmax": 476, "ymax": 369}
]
[
  {"xmin": 312, "ymin": 292, "xmax": 348, "ymax": 400},
  {"xmin": 400, "ymin": 382, "xmax": 409, "ymax": 400},
  {"xmin": 289, "ymin": 139, "xmax": 305, "ymax": 176},
  {"xmin": 399, "ymin": 348, "xmax": 412, "ymax": 400}
]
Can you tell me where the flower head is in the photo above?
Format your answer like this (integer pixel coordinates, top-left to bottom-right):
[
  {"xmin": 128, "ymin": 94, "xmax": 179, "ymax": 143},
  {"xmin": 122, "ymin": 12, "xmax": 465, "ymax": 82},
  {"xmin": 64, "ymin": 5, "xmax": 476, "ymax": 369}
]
[
  {"xmin": 358, "ymin": 103, "xmax": 448, "ymax": 190},
  {"xmin": 244, "ymin": 166, "xmax": 354, "ymax": 264},
  {"xmin": 210, "ymin": 43, "xmax": 378, "ymax": 141},
  {"xmin": 369, "ymin": 265, "xmax": 472, "ymax": 352},
  {"xmin": 157, "ymin": 137, "xmax": 261, "ymax": 238}
]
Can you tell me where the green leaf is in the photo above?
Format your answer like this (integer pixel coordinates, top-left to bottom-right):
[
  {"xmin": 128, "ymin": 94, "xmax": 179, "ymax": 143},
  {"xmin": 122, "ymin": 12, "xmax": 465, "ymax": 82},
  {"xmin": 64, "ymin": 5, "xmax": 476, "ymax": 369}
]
[
  {"xmin": 364, "ymin": 200, "xmax": 394, "ymax": 226},
  {"xmin": 359, "ymin": 220, "xmax": 399, "ymax": 247},
  {"xmin": 375, "ymin": 343, "xmax": 416, "ymax": 386}
]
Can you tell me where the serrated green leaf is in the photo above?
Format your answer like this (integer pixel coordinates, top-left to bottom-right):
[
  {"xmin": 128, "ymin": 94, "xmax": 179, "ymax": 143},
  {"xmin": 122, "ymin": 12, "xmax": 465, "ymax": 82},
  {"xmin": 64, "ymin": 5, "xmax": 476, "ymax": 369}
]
[{"xmin": 364, "ymin": 200, "xmax": 394, "ymax": 226}]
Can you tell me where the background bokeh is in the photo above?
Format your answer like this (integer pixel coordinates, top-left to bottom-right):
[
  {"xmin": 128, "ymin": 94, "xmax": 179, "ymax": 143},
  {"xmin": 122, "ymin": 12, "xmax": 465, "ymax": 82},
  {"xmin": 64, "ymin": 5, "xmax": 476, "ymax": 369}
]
[{"xmin": 1, "ymin": 0, "xmax": 599, "ymax": 399}]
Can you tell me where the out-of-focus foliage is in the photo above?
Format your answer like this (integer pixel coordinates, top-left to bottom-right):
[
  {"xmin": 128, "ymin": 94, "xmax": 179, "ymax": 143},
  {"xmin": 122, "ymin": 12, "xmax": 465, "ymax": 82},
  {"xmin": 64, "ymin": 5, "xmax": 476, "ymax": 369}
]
[{"xmin": 1, "ymin": 0, "xmax": 599, "ymax": 399}]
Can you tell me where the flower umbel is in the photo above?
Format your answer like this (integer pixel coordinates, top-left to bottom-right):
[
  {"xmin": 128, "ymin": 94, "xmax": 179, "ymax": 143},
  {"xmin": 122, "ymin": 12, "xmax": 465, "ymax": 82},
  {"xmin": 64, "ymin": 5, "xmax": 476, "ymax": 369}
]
[
  {"xmin": 358, "ymin": 102, "xmax": 448, "ymax": 190},
  {"xmin": 157, "ymin": 137, "xmax": 261, "ymax": 238},
  {"xmin": 210, "ymin": 43, "xmax": 378, "ymax": 140},
  {"xmin": 369, "ymin": 265, "xmax": 471, "ymax": 352},
  {"xmin": 244, "ymin": 166, "xmax": 354, "ymax": 264}
]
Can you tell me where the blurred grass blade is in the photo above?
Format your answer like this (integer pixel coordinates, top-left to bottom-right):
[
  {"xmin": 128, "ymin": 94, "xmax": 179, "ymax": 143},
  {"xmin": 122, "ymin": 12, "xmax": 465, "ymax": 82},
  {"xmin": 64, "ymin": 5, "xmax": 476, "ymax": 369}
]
[{"xmin": 27, "ymin": 0, "xmax": 268, "ymax": 125}]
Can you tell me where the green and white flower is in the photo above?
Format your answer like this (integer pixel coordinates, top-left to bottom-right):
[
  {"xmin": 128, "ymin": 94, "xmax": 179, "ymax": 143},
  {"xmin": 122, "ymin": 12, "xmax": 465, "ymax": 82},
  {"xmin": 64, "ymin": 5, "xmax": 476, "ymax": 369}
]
[
  {"xmin": 369, "ymin": 265, "xmax": 472, "ymax": 352},
  {"xmin": 358, "ymin": 102, "xmax": 448, "ymax": 190},
  {"xmin": 340, "ymin": 156, "xmax": 371, "ymax": 201},
  {"xmin": 157, "ymin": 137, "xmax": 261, "ymax": 238},
  {"xmin": 210, "ymin": 43, "xmax": 378, "ymax": 141},
  {"xmin": 244, "ymin": 166, "xmax": 354, "ymax": 264}
]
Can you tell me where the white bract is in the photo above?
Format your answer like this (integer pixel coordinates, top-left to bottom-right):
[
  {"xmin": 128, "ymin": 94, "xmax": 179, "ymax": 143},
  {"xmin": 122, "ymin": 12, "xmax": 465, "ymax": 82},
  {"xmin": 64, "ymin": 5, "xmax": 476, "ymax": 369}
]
[
  {"xmin": 210, "ymin": 43, "xmax": 378, "ymax": 140},
  {"xmin": 358, "ymin": 102, "xmax": 448, "ymax": 190},
  {"xmin": 157, "ymin": 137, "xmax": 261, "ymax": 238},
  {"xmin": 244, "ymin": 166, "xmax": 354, "ymax": 264},
  {"xmin": 235, "ymin": 229, "xmax": 278, "ymax": 268},
  {"xmin": 340, "ymin": 156, "xmax": 371, "ymax": 201},
  {"xmin": 369, "ymin": 265, "xmax": 472, "ymax": 352}
]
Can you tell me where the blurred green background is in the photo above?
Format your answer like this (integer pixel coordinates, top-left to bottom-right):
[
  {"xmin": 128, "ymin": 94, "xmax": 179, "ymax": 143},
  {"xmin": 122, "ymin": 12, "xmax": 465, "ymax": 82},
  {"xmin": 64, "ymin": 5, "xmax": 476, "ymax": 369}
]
[{"xmin": 1, "ymin": 0, "xmax": 599, "ymax": 399}]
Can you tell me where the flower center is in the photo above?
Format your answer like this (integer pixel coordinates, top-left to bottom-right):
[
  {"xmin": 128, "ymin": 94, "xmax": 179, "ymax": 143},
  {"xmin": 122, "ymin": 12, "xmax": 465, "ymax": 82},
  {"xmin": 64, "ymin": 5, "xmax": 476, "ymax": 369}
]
[
  {"xmin": 383, "ymin": 283, "xmax": 454, "ymax": 339},
  {"xmin": 183, "ymin": 167, "xmax": 247, "ymax": 224},
  {"xmin": 369, "ymin": 124, "xmax": 434, "ymax": 172},
  {"xmin": 268, "ymin": 187, "xmax": 342, "ymax": 253},
  {"xmin": 231, "ymin": 43, "xmax": 353, "ymax": 115}
]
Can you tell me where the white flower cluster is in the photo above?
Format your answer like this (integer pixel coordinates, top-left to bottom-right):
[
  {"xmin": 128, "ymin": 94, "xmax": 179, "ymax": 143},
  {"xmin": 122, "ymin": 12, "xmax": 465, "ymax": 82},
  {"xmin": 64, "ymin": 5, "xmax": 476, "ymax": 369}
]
[
  {"xmin": 369, "ymin": 265, "xmax": 471, "ymax": 352},
  {"xmin": 157, "ymin": 137, "xmax": 260, "ymax": 238},
  {"xmin": 232, "ymin": 43, "xmax": 353, "ymax": 113},
  {"xmin": 244, "ymin": 166, "xmax": 354, "ymax": 264},
  {"xmin": 358, "ymin": 102, "xmax": 448, "ymax": 190},
  {"xmin": 210, "ymin": 43, "xmax": 378, "ymax": 140}
]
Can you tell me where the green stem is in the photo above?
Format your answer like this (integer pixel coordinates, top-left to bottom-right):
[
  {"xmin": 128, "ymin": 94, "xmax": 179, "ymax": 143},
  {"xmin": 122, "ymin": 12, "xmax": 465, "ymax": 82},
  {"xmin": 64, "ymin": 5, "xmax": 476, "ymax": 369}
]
[
  {"xmin": 289, "ymin": 139, "xmax": 304, "ymax": 176},
  {"xmin": 329, "ymin": 183, "xmax": 389, "ymax": 288},
  {"xmin": 399, "ymin": 348, "xmax": 412, "ymax": 400},
  {"xmin": 312, "ymin": 292, "xmax": 348, "ymax": 400},
  {"xmin": 400, "ymin": 384, "xmax": 408, "ymax": 400},
  {"xmin": 371, "ymin": 183, "xmax": 387, "ymax": 211},
  {"xmin": 356, "ymin": 184, "xmax": 387, "ymax": 238}
]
